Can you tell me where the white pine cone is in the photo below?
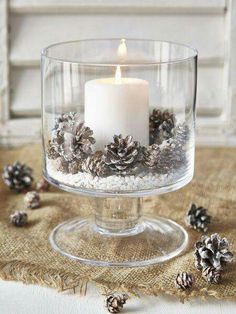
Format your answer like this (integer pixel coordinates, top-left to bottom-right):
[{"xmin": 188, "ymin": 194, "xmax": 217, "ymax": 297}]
[
  {"xmin": 36, "ymin": 178, "xmax": 50, "ymax": 192},
  {"xmin": 194, "ymin": 233, "xmax": 234, "ymax": 271},
  {"xmin": 175, "ymin": 272, "xmax": 194, "ymax": 290},
  {"xmin": 149, "ymin": 109, "xmax": 176, "ymax": 144},
  {"xmin": 105, "ymin": 293, "xmax": 128, "ymax": 313},
  {"xmin": 24, "ymin": 191, "xmax": 40, "ymax": 209},
  {"xmin": 2, "ymin": 162, "xmax": 33, "ymax": 193},
  {"xmin": 202, "ymin": 266, "xmax": 221, "ymax": 284},
  {"xmin": 10, "ymin": 211, "xmax": 28, "ymax": 227},
  {"xmin": 104, "ymin": 135, "xmax": 142, "ymax": 176},
  {"xmin": 47, "ymin": 112, "xmax": 95, "ymax": 163},
  {"xmin": 82, "ymin": 151, "xmax": 107, "ymax": 177},
  {"xmin": 186, "ymin": 203, "xmax": 211, "ymax": 232}
]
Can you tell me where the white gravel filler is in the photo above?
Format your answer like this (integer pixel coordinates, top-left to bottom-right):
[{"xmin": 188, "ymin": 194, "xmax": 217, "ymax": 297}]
[{"xmin": 46, "ymin": 159, "xmax": 179, "ymax": 191}]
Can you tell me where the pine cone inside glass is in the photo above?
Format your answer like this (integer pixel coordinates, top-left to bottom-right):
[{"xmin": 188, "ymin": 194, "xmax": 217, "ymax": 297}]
[
  {"xmin": 36, "ymin": 178, "xmax": 50, "ymax": 192},
  {"xmin": 105, "ymin": 293, "xmax": 128, "ymax": 313},
  {"xmin": 186, "ymin": 203, "xmax": 211, "ymax": 232},
  {"xmin": 104, "ymin": 135, "xmax": 141, "ymax": 175},
  {"xmin": 171, "ymin": 123, "xmax": 190, "ymax": 146},
  {"xmin": 194, "ymin": 233, "xmax": 234, "ymax": 271},
  {"xmin": 2, "ymin": 161, "xmax": 33, "ymax": 193},
  {"xmin": 47, "ymin": 112, "xmax": 95, "ymax": 164},
  {"xmin": 83, "ymin": 151, "xmax": 107, "ymax": 177},
  {"xmin": 10, "ymin": 211, "xmax": 28, "ymax": 227},
  {"xmin": 175, "ymin": 272, "xmax": 194, "ymax": 290},
  {"xmin": 24, "ymin": 191, "xmax": 40, "ymax": 209},
  {"xmin": 143, "ymin": 137, "xmax": 186, "ymax": 174},
  {"xmin": 202, "ymin": 266, "xmax": 221, "ymax": 284},
  {"xmin": 149, "ymin": 109, "xmax": 176, "ymax": 144}
]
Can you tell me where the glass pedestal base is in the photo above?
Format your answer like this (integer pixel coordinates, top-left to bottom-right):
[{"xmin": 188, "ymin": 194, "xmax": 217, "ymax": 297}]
[{"xmin": 49, "ymin": 217, "xmax": 188, "ymax": 267}]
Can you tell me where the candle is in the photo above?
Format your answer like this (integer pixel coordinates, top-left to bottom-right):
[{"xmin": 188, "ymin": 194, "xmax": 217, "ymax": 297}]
[{"xmin": 84, "ymin": 40, "xmax": 149, "ymax": 150}]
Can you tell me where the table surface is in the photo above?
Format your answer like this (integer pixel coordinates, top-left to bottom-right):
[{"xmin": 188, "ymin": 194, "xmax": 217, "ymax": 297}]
[{"xmin": 0, "ymin": 281, "xmax": 235, "ymax": 314}]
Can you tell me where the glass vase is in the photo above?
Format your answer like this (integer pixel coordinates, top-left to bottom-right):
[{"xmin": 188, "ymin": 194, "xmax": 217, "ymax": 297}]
[{"xmin": 41, "ymin": 39, "xmax": 197, "ymax": 266}]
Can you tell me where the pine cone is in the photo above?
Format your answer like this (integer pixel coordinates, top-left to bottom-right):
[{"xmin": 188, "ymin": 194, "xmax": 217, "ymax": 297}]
[
  {"xmin": 83, "ymin": 151, "xmax": 107, "ymax": 177},
  {"xmin": 55, "ymin": 157, "xmax": 69, "ymax": 173},
  {"xmin": 10, "ymin": 211, "xmax": 28, "ymax": 227},
  {"xmin": 194, "ymin": 233, "xmax": 234, "ymax": 271},
  {"xmin": 105, "ymin": 293, "xmax": 128, "ymax": 313},
  {"xmin": 175, "ymin": 272, "xmax": 194, "ymax": 290},
  {"xmin": 48, "ymin": 112, "xmax": 95, "ymax": 163},
  {"xmin": 47, "ymin": 141, "xmax": 60, "ymax": 160},
  {"xmin": 149, "ymin": 109, "xmax": 175, "ymax": 144},
  {"xmin": 36, "ymin": 178, "xmax": 50, "ymax": 192},
  {"xmin": 2, "ymin": 162, "xmax": 33, "ymax": 193},
  {"xmin": 142, "ymin": 144, "xmax": 172, "ymax": 173},
  {"xmin": 54, "ymin": 112, "xmax": 80, "ymax": 132},
  {"xmin": 186, "ymin": 203, "xmax": 211, "ymax": 232},
  {"xmin": 68, "ymin": 160, "xmax": 81, "ymax": 174},
  {"xmin": 171, "ymin": 123, "xmax": 190, "ymax": 146},
  {"xmin": 24, "ymin": 191, "xmax": 40, "ymax": 209},
  {"xmin": 202, "ymin": 267, "xmax": 221, "ymax": 284},
  {"xmin": 104, "ymin": 135, "xmax": 141, "ymax": 175},
  {"xmin": 143, "ymin": 138, "xmax": 185, "ymax": 174}
]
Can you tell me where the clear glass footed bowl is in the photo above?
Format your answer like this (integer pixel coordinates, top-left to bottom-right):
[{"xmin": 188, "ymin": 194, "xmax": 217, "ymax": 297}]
[
  {"xmin": 42, "ymin": 39, "xmax": 197, "ymax": 267},
  {"xmin": 42, "ymin": 39, "xmax": 197, "ymax": 197}
]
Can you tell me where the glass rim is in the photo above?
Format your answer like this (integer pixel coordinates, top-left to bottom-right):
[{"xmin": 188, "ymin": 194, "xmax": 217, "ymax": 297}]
[{"xmin": 41, "ymin": 38, "xmax": 198, "ymax": 66}]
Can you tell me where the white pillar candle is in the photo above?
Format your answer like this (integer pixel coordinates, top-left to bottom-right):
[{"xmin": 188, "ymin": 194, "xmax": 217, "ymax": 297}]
[{"xmin": 84, "ymin": 75, "xmax": 149, "ymax": 150}]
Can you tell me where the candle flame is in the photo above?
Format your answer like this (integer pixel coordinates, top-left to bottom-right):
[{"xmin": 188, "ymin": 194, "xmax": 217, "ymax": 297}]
[
  {"xmin": 115, "ymin": 65, "xmax": 122, "ymax": 84},
  {"xmin": 117, "ymin": 38, "xmax": 127, "ymax": 61}
]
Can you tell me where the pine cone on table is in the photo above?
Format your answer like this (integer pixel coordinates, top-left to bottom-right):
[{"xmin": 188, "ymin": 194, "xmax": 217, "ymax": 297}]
[
  {"xmin": 2, "ymin": 162, "xmax": 33, "ymax": 193},
  {"xmin": 36, "ymin": 178, "xmax": 50, "ymax": 192},
  {"xmin": 202, "ymin": 266, "xmax": 221, "ymax": 284},
  {"xmin": 175, "ymin": 272, "xmax": 194, "ymax": 290},
  {"xmin": 82, "ymin": 151, "xmax": 107, "ymax": 177},
  {"xmin": 24, "ymin": 191, "xmax": 40, "ymax": 209},
  {"xmin": 104, "ymin": 135, "xmax": 142, "ymax": 175},
  {"xmin": 105, "ymin": 293, "xmax": 128, "ymax": 313},
  {"xmin": 10, "ymin": 211, "xmax": 28, "ymax": 227},
  {"xmin": 186, "ymin": 203, "xmax": 211, "ymax": 232},
  {"xmin": 194, "ymin": 233, "xmax": 234, "ymax": 271},
  {"xmin": 149, "ymin": 109, "xmax": 176, "ymax": 144}
]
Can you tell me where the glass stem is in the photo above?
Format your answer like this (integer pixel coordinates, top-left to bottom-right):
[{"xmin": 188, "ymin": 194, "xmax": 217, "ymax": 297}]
[{"xmin": 94, "ymin": 197, "xmax": 143, "ymax": 234}]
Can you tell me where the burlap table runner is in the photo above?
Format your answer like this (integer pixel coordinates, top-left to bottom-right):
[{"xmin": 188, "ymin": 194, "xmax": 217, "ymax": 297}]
[{"xmin": 0, "ymin": 145, "xmax": 235, "ymax": 301}]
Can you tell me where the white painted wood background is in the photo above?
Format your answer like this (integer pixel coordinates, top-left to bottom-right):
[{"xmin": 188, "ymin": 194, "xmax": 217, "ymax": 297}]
[{"xmin": 0, "ymin": 0, "xmax": 236, "ymax": 146}]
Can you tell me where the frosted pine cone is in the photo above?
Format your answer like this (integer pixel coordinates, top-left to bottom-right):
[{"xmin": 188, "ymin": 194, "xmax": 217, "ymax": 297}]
[
  {"xmin": 175, "ymin": 272, "xmax": 194, "ymax": 290},
  {"xmin": 55, "ymin": 157, "xmax": 69, "ymax": 173},
  {"xmin": 36, "ymin": 178, "xmax": 50, "ymax": 192},
  {"xmin": 142, "ymin": 143, "xmax": 173, "ymax": 173},
  {"xmin": 172, "ymin": 123, "xmax": 190, "ymax": 146},
  {"xmin": 10, "ymin": 211, "xmax": 28, "ymax": 227},
  {"xmin": 149, "ymin": 109, "xmax": 175, "ymax": 144},
  {"xmin": 2, "ymin": 162, "xmax": 33, "ymax": 193},
  {"xmin": 105, "ymin": 293, "xmax": 128, "ymax": 313},
  {"xmin": 202, "ymin": 266, "xmax": 221, "ymax": 284},
  {"xmin": 186, "ymin": 203, "xmax": 211, "ymax": 232},
  {"xmin": 24, "ymin": 191, "xmax": 40, "ymax": 209},
  {"xmin": 47, "ymin": 112, "xmax": 95, "ymax": 163},
  {"xmin": 104, "ymin": 135, "xmax": 141, "ymax": 175},
  {"xmin": 143, "ymin": 138, "xmax": 185, "ymax": 174},
  {"xmin": 83, "ymin": 151, "xmax": 107, "ymax": 177},
  {"xmin": 194, "ymin": 233, "xmax": 234, "ymax": 271}
]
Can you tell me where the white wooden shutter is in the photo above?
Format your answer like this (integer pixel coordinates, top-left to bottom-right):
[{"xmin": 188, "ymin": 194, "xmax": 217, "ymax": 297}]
[{"xmin": 1, "ymin": 0, "xmax": 236, "ymax": 145}]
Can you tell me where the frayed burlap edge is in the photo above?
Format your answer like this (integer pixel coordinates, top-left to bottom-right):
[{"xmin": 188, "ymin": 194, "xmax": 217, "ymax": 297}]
[{"xmin": 0, "ymin": 260, "xmax": 236, "ymax": 303}]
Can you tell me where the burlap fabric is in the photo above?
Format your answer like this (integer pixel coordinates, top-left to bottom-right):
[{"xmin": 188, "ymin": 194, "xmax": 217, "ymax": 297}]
[{"xmin": 0, "ymin": 145, "xmax": 235, "ymax": 301}]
